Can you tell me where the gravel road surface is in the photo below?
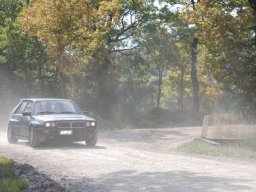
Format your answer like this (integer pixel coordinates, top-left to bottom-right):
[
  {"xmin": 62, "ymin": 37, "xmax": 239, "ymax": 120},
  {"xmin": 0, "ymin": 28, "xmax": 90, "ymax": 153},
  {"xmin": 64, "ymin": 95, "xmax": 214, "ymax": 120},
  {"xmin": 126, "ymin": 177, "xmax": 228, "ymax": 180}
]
[{"xmin": 0, "ymin": 126, "xmax": 256, "ymax": 192}]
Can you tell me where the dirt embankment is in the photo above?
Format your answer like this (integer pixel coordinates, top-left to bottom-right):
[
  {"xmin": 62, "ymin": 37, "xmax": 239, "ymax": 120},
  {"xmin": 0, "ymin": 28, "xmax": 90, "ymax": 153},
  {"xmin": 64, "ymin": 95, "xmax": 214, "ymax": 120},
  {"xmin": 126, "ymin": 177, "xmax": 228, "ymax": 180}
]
[{"xmin": 14, "ymin": 163, "xmax": 65, "ymax": 192}]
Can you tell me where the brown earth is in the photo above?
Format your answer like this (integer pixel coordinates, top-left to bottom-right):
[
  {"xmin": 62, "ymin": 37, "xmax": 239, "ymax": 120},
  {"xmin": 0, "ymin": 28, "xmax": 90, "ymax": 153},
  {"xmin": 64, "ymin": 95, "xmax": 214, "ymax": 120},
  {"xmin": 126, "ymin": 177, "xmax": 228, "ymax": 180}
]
[{"xmin": 0, "ymin": 126, "xmax": 256, "ymax": 192}]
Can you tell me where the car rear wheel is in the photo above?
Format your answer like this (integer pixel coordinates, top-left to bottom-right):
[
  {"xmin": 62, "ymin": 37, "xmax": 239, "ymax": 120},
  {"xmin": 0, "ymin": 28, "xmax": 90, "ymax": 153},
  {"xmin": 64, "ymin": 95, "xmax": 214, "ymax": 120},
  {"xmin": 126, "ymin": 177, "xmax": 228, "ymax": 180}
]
[
  {"xmin": 7, "ymin": 126, "xmax": 18, "ymax": 144},
  {"xmin": 29, "ymin": 127, "xmax": 40, "ymax": 148},
  {"xmin": 85, "ymin": 133, "xmax": 97, "ymax": 147}
]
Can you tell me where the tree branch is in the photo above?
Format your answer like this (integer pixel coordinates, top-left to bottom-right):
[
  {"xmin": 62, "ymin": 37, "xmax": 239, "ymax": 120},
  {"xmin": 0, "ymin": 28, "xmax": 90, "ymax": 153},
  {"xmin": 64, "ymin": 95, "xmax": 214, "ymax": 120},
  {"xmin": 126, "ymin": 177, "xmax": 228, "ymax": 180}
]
[{"xmin": 112, "ymin": 45, "xmax": 140, "ymax": 52}]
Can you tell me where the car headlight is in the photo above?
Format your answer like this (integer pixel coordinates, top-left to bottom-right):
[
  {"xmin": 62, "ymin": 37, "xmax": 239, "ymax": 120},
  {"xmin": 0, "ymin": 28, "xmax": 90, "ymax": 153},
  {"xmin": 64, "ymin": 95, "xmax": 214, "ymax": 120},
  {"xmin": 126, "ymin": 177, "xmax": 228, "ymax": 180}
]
[
  {"xmin": 45, "ymin": 122, "xmax": 56, "ymax": 128},
  {"xmin": 91, "ymin": 122, "xmax": 96, "ymax": 127},
  {"xmin": 86, "ymin": 122, "xmax": 91, "ymax": 127},
  {"xmin": 45, "ymin": 122, "xmax": 51, "ymax": 127},
  {"xmin": 85, "ymin": 121, "xmax": 96, "ymax": 127}
]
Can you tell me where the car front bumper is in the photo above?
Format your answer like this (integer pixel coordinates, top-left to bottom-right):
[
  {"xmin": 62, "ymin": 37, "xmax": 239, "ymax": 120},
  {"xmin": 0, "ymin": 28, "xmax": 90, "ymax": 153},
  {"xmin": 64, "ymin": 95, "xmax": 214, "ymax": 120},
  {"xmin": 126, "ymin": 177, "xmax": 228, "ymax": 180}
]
[{"xmin": 34, "ymin": 127, "xmax": 97, "ymax": 142}]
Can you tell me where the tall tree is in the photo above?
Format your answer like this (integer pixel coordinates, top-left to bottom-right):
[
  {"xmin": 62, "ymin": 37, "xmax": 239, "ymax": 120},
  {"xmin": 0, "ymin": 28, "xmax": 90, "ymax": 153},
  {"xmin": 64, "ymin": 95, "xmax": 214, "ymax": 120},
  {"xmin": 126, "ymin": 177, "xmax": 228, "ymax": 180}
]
[
  {"xmin": 136, "ymin": 23, "xmax": 178, "ymax": 110},
  {"xmin": 190, "ymin": 0, "xmax": 200, "ymax": 113},
  {"xmin": 184, "ymin": 0, "xmax": 256, "ymax": 113},
  {"xmin": 0, "ymin": 0, "xmax": 53, "ymax": 96},
  {"xmin": 74, "ymin": 0, "xmax": 156, "ymax": 118},
  {"xmin": 19, "ymin": 0, "xmax": 121, "ymax": 97},
  {"xmin": 248, "ymin": 0, "xmax": 256, "ymax": 45},
  {"xmin": 0, "ymin": 0, "xmax": 23, "ymax": 63},
  {"xmin": 159, "ymin": 0, "xmax": 201, "ymax": 112}
]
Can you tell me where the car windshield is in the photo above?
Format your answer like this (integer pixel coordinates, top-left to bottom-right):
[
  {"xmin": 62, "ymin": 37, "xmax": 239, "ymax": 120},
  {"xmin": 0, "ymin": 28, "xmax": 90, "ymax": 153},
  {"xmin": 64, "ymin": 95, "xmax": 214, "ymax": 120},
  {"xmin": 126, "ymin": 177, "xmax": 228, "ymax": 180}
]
[{"xmin": 33, "ymin": 100, "xmax": 82, "ymax": 115}]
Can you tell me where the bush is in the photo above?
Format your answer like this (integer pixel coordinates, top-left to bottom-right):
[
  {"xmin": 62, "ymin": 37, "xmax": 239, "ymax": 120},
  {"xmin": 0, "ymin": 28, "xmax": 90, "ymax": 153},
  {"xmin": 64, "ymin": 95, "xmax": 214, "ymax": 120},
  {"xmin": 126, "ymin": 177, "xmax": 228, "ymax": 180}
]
[{"xmin": 0, "ymin": 157, "xmax": 29, "ymax": 192}]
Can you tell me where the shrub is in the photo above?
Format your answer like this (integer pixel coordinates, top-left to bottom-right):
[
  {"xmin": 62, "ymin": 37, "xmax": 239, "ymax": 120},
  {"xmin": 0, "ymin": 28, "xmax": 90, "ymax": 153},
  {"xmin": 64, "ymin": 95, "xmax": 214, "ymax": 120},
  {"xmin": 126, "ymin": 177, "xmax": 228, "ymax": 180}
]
[{"xmin": 0, "ymin": 157, "xmax": 29, "ymax": 192}]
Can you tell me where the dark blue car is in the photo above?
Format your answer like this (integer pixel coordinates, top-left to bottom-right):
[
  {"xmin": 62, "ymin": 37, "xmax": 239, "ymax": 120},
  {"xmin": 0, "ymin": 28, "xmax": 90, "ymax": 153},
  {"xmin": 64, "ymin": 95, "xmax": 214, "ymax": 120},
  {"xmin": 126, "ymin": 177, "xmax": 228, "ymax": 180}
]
[{"xmin": 7, "ymin": 98, "xmax": 97, "ymax": 147}]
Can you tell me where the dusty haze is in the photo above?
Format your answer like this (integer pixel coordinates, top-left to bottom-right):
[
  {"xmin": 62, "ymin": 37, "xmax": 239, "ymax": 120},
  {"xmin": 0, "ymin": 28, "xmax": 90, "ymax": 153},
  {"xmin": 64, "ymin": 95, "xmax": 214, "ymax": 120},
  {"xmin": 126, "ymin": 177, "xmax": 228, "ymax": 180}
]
[{"xmin": 0, "ymin": 65, "xmax": 20, "ymax": 131}]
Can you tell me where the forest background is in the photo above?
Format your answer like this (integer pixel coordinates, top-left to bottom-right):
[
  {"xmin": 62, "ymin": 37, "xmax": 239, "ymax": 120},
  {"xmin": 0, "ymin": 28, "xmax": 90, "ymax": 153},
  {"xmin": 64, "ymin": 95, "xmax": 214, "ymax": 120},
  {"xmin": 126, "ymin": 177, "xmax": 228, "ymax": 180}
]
[{"xmin": 0, "ymin": 0, "xmax": 255, "ymax": 129}]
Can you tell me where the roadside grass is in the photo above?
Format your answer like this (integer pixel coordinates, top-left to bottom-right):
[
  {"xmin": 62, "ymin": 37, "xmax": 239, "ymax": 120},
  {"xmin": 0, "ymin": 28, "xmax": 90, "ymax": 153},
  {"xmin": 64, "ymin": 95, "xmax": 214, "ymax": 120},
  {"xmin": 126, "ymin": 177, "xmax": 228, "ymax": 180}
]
[
  {"xmin": 178, "ymin": 135, "xmax": 256, "ymax": 162},
  {"xmin": 0, "ymin": 157, "xmax": 29, "ymax": 192}
]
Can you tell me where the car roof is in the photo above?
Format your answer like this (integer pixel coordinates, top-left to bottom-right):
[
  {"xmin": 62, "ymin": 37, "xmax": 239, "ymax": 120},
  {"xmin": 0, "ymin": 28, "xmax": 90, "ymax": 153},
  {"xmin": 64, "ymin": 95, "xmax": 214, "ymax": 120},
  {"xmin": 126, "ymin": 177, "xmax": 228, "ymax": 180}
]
[{"xmin": 20, "ymin": 98, "xmax": 72, "ymax": 102}]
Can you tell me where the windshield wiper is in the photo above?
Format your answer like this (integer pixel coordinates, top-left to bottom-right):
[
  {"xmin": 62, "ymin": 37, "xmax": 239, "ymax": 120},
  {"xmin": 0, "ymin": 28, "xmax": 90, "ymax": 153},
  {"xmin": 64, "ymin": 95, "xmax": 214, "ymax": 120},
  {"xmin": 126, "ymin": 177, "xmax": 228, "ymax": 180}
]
[
  {"xmin": 36, "ymin": 111, "xmax": 57, "ymax": 115},
  {"xmin": 58, "ymin": 111, "xmax": 78, "ymax": 114}
]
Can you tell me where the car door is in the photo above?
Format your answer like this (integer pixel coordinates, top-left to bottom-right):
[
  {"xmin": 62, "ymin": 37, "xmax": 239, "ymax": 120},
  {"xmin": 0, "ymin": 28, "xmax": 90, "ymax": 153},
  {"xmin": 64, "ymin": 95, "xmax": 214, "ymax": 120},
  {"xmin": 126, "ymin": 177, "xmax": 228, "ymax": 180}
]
[
  {"xmin": 19, "ymin": 101, "xmax": 33, "ymax": 138},
  {"xmin": 11, "ymin": 101, "xmax": 28, "ymax": 136}
]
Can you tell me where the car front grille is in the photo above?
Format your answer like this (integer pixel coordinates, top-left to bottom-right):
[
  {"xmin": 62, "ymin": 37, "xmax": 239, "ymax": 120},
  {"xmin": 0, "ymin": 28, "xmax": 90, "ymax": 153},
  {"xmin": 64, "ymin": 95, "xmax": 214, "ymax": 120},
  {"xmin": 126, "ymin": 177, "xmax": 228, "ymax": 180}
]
[
  {"xmin": 57, "ymin": 122, "xmax": 71, "ymax": 128},
  {"xmin": 57, "ymin": 121, "xmax": 85, "ymax": 128},
  {"xmin": 72, "ymin": 122, "xmax": 85, "ymax": 128}
]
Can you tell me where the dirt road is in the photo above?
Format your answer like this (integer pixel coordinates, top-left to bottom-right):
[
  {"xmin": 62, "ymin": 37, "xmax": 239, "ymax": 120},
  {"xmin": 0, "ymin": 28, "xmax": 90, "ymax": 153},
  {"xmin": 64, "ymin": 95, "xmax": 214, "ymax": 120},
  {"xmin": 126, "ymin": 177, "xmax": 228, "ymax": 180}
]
[{"xmin": 0, "ymin": 127, "xmax": 256, "ymax": 192}]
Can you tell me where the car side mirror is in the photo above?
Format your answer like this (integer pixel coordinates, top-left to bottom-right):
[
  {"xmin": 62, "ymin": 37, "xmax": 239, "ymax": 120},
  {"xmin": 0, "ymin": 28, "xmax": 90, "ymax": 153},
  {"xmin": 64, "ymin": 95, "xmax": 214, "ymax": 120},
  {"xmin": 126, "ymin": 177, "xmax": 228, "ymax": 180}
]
[
  {"xmin": 23, "ymin": 112, "xmax": 31, "ymax": 116},
  {"xmin": 83, "ymin": 111, "xmax": 89, "ymax": 116}
]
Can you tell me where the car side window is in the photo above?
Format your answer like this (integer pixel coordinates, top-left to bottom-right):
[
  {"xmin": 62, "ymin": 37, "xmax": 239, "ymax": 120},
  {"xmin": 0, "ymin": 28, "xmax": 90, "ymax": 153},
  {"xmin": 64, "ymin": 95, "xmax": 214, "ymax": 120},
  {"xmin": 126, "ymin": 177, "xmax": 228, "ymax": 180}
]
[
  {"xmin": 24, "ymin": 102, "xmax": 33, "ymax": 113},
  {"xmin": 13, "ymin": 103, "xmax": 22, "ymax": 114},
  {"xmin": 17, "ymin": 102, "xmax": 28, "ymax": 114}
]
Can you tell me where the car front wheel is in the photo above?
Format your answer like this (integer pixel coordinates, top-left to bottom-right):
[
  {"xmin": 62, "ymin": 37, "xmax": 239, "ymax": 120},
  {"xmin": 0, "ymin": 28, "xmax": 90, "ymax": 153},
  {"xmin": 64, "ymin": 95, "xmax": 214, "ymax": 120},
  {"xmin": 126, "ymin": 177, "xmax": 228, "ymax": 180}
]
[
  {"xmin": 29, "ymin": 127, "xmax": 40, "ymax": 148},
  {"xmin": 7, "ymin": 126, "xmax": 18, "ymax": 144}
]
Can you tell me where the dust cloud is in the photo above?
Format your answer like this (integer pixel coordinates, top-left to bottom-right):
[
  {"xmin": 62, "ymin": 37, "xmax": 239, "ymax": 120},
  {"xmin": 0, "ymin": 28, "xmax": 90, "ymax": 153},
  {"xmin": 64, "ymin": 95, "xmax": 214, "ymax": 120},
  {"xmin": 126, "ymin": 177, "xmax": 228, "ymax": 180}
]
[
  {"xmin": 0, "ymin": 98, "xmax": 18, "ymax": 132},
  {"xmin": 0, "ymin": 65, "xmax": 19, "ymax": 132}
]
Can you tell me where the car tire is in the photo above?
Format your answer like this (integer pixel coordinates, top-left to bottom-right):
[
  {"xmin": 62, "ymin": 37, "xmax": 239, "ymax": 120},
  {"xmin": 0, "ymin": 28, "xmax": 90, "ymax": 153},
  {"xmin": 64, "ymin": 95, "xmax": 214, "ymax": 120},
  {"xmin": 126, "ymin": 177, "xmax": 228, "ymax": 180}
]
[
  {"xmin": 7, "ymin": 126, "xmax": 18, "ymax": 144},
  {"xmin": 29, "ymin": 127, "xmax": 40, "ymax": 148},
  {"xmin": 85, "ymin": 132, "xmax": 97, "ymax": 147}
]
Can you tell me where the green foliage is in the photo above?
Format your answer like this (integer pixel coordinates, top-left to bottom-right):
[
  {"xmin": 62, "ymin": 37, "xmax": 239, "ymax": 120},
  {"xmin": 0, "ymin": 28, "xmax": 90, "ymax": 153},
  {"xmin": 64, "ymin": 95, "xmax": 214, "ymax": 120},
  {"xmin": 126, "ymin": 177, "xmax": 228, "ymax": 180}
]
[
  {"xmin": 19, "ymin": 0, "xmax": 122, "ymax": 56},
  {"xmin": 134, "ymin": 21, "xmax": 179, "ymax": 109},
  {"xmin": 0, "ymin": 0, "xmax": 56, "ymax": 97},
  {"xmin": 0, "ymin": 157, "xmax": 14, "ymax": 177},
  {"xmin": 0, "ymin": 157, "xmax": 29, "ymax": 192},
  {"xmin": 182, "ymin": 0, "xmax": 256, "ymax": 114},
  {"xmin": 0, "ymin": 0, "xmax": 23, "ymax": 25},
  {"xmin": 0, "ymin": 0, "xmax": 23, "ymax": 63},
  {"xmin": 0, "ymin": 0, "xmax": 255, "ymax": 127},
  {"xmin": 18, "ymin": 0, "xmax": 122, "ymax": 97},
  {"xmin": 68, "ymin": 0, "xmax": 158, "ymax": 124}
]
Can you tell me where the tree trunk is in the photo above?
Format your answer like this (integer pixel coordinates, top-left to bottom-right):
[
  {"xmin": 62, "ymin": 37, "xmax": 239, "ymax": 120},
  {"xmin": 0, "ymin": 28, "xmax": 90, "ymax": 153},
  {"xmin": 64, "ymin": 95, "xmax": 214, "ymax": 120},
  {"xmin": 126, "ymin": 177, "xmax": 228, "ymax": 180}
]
[
  {"xmin": 55, "ymin": 64, "xmax": 67, "ymax": 98},
  {"xmin": 38, "ymin": 48, "xmax": 45, "ymax": 96},
  {"xmin": 157, "ymin": 70, "xmax": 163, "ymax": 110},
  {"xmin": 191, "ymin": 37, "xmax": 200, "ymax": 112},
  {"xmin": 38, "ymin": 60, "xmax": 45, "ymax": 96},
  {"xmin": 248, "ymin": 0, "xmax": 256, "ymax": 46},
  {"xmin": 96, "ymin": 48, "xmax": 115, "ymax": 118},
  {"xmin": 54, "ymin": 50, "xmax": 68, "ymax": 98},
  {"xmin": 179, "ymin": 67, "xmax": 185, "ymax": 111},
  {"xmin": 59, "ymin": 71, "xmax": 67, "ymax": 98}
]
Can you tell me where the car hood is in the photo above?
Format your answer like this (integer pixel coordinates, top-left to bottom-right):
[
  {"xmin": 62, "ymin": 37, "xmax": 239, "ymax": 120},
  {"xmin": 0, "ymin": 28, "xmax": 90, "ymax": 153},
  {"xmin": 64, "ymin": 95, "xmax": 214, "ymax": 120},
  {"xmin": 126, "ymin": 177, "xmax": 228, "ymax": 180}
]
[{"xmin": 33, "ymin": 114, "xmax": 95, "ymax": 122}]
